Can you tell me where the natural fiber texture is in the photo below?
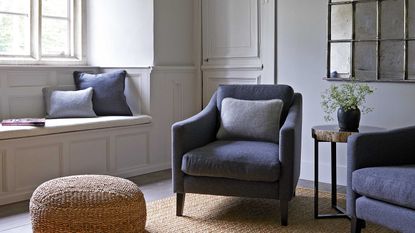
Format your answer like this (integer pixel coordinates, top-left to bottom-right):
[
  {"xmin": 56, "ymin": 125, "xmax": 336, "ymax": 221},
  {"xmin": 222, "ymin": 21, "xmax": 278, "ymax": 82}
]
[
  {"xmin": 30, "ymin": 175, "xmax": 146, "ymax": 233},
  {"xmin": 146, "ymin": 188, "xmax": 393, "ymax": 233}
]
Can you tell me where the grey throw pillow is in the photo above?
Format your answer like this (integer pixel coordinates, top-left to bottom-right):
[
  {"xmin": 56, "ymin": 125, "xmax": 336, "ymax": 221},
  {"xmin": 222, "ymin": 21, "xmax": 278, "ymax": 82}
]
[
  {"xmin": 217, "ymin": 98, "xmax": 284, "ymax": 143},
  {"xmin": 43, "ymin": 87, "xmax": 97, "ymax": 119},
  {"xmin": 73, "ymin": 70, "xmax": 132, "ymax": 116}
]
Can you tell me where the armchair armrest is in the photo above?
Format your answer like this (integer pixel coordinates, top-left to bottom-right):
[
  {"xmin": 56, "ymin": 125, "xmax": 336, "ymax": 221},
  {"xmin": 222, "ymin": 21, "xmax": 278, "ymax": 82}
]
[
  {"xmin": 347, "ymin": 126, "xmax": 415, "ymax": 172},
  {"xmin": 347, "ymin": 126, "xmax": 415, "ymax": 216},
  {"xmin": 279, "ymin": 93, "xmax": 303, "ymax": 200},
  {"xmin": 171, "ymin": 93, "xmax": 218, "ymax": 193}
]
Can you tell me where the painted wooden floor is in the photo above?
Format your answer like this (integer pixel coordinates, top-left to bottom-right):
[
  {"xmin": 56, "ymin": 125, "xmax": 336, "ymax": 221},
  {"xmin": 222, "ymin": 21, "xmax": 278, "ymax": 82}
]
[{"xmin": 0, "ymin": 170, "xmax": 341, "ymax": 232}]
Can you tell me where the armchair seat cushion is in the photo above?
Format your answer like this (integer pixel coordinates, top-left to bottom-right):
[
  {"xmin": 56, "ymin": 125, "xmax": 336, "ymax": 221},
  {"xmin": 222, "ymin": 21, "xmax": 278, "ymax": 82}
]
[
  {"xmin": 352, "ymin": 165, "xmax": 415, "ymax": 210},
  {"xmin": 181, "ymin": 140, "xmax": 280, "ymax": 182}
]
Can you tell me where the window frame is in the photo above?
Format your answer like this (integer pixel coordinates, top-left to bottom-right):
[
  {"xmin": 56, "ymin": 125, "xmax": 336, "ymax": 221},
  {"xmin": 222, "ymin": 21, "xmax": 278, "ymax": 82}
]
[{"xmin": 0, "ymin": 0, "xmax": 85, "ymax": 65}]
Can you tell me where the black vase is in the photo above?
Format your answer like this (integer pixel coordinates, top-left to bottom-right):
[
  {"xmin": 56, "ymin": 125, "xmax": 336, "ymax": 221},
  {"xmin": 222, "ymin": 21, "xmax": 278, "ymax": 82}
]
[{"xmin": 337, "ymin": 107, "xmax": 361, "ymax": 131}]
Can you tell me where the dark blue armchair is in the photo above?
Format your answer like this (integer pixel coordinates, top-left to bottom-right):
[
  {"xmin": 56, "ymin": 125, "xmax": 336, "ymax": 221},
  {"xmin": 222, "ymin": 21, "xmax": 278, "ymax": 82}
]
[
  {"xmin": 347, "ymin": 126, "xmax": 415, "ymax": 233},
  {"xmin": 172, "ymin": 85, "xmax": 302, "ymax": 225}
]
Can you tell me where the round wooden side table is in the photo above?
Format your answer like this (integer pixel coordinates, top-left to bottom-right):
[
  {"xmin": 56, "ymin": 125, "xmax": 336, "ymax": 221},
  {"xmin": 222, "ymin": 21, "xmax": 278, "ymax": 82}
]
[{"xmin": 311, "ymin": 125, "xmax": 384, "ymax": 219}]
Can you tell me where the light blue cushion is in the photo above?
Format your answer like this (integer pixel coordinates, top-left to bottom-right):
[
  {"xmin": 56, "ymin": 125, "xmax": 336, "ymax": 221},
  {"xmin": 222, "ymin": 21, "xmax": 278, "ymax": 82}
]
[
  {"xmin": 216, "ymin": 85, "xmax": 294, "ymax": 125},
  {"xmin": 181, "ymin": 140, "xmax": 280, "ymax": 182},
  {"xmin": 353, "ymin": 165, "xmax": 415, "ymax": 209},
  {"xmin": 217, "ymin": 98, "xmax": 283, "ymax": 143},
  {"xmin": 43, "ymin": 87, "xmax": 97, "ymax": 119}
]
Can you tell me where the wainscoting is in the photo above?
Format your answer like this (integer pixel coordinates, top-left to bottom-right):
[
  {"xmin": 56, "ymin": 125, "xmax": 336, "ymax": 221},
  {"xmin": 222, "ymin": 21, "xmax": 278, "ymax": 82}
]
[
  {"xmin": 202, "ymin": 68, "xmax": 262, "ymax": 106},
  {"xmin": 150, "ymin": 66, "xmax": 199, "ymax": 164},
  {"xmin": 0, "ymin": 124, "xmax": 155, "ymax": 204},
  {"xmin": 0, "ymin": 65, "xmax": 199, "ymax": 205}
]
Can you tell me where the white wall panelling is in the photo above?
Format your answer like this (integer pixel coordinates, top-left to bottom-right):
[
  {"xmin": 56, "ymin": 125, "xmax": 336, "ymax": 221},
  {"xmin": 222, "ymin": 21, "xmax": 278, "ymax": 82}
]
[
  {"xmin": 202, "ymin": 0, "xmax": 260, "ymax": 65},
  {"xmin": 150, "ymin": 66, "xmax": 199, "ymax": 164},
  {"xmin": 0, "ymin": 124, "xmax": 154, "ymax": 205},
  {"xmin": 114, "ymin": 132, "xmax": 150, "ymax": 174},
  {"xmin": 68, "ymin": 137, "xmax": 109, "ymax": 175},
  {"xmin": 0, "ymin": 150, "xmax": 4, "ymax": 193},
  {"xmin": 13, "ymin": 142, "xmax": 63, "ymax": 192},
  {"xmin": 201, "ymin": 0, "xmax": 275, "ymax": 104},
  {"xmin": 194, "ymin": 0, "xmax": 203, "ymax": 109},
  {"xmin": 202, "ymin": 69, "xmax": 262, "ymax": 105},
  {"xmin": 260, "ymin": 0, "xmax": 276, "ymax": 85}
]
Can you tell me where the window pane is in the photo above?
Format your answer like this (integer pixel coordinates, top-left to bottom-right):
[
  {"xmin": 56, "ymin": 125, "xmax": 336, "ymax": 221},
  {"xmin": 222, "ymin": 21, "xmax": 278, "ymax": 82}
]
[
  {"xmin": 330, "ymin": 43, "xmax": 351, "ymax": 77},
  {"xmin": 42, "ymin": 18, "xmax": 69, "ymax": 56},
  {"xmin": 381, "ymin": 0, "xmax": 404, "ymax": 39},
  {"xmin": 331, "ymin": 5, "xmax": 352, "ymax": 40},
  {"xmin": 0, "ymin": 0, "xmax": 29, "ymax": 14},
  {"xmin": 0, "ymin": 14, "xmax": 30, "ymax": 55},
  {"xmin": 380, "ymin": 41, "xmax": 404, "ymax": 80},
  {"xmin": 408, "ymin": 41, "xmax": 415, "ymax": 80},
  {"xmin": 354, "ymin": 42, "xmax": 376, "ymax": 81},
  {"xmin": 355, "ymin": 2, "xmax": 377, "ymax": 40},
  {"xmin": 409, "ymin": 0, "xmax": 415, "ymax": 38},
  {"xmin": 42, "ymin": 0, "xmax": 68, "ymax": 18}
]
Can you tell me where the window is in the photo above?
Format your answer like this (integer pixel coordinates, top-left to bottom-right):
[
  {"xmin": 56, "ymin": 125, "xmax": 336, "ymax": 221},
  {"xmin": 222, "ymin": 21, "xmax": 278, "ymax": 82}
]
[
  {"xmin": 0, "ymin": 0, "xmax": 83, "ymax": 64},
  {"xmin": 0, "ymin": 0, "xmax": 30, "ymax": 56},
  {"xmin": 327, "ymin": 0, "xmax": 415, "ymax": 83}
]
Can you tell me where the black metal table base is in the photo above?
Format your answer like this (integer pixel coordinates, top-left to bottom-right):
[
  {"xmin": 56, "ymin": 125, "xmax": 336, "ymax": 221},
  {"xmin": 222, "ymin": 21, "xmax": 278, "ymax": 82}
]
[
  {"xmin": 315, "ymin": 206, "xmax": 349, "ymax": 219},
  {"xmin": 314, "ymin": 139, "xmax": 350, "ymax": 220}
]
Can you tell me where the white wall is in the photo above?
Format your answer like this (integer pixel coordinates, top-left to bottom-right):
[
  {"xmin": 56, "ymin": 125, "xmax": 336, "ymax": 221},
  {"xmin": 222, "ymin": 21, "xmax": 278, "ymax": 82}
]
[
  {"xmin": 153, "ymin": 0, "xmax": 194, "ymax": 66},
  {"xmin": 87, "ymin": 0, "xmax": 194, "ymax": 67},
  {"xmin": 86, "ymin": 0, "xmax": 154, "ymax": 67},
  {"xmin": 152, "ymin": 0, "xmax": 201, "ymax": 111},
  {"xmin": 278, "ymin": 0, "xmax": 415, "ymax": 185}
]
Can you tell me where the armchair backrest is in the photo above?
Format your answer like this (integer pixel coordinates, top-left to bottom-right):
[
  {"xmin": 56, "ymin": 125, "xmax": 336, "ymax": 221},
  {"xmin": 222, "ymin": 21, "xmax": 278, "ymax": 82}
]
[{"xmin": 216, "ymin": 85, "xmax": 295, "ymax": 125}]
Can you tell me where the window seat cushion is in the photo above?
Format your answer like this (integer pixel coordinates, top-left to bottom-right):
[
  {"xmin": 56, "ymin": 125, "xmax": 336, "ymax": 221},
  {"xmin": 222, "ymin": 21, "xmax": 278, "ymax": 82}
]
[{"xmin": 0, "ymin": 115, "xmax": 152, "ymax": 140}]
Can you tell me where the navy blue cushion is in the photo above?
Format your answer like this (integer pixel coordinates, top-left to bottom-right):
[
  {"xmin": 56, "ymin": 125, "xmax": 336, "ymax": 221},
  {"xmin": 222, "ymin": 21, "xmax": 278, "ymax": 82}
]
[
  {"xmin": 353, "ymin": 165, "xmax": 415, "ymax": 209},
  {"xmin": 181, "ymin": 140, "xmax": 280, "ymax": 182},
  {"xmin": 216, "ymin": 85, "xmax": 294, "ymax": 124},
  {"xmin": 74, "ymin": 70, "xmax": 132, "ymax": 116}
]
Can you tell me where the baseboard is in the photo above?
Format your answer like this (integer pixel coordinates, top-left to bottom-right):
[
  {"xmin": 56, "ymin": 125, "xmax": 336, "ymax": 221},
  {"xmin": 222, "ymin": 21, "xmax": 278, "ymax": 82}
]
[{"xmin": 116, "ymin": 162, "xmax": 171, "ymax": 178}]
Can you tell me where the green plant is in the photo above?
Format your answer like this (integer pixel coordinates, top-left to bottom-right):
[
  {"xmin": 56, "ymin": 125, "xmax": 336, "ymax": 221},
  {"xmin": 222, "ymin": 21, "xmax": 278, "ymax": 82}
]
[{"xmin": 321, "ymin": 80, "xmax": 374, "ymax": 121}]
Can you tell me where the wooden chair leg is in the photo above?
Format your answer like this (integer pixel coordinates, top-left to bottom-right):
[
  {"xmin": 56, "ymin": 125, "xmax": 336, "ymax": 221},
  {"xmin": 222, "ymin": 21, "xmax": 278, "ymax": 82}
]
[
  {"xmin": 351, "ymin": 217, "xmax": 364, "ymax": 233},
  {"xmin": 176, "ymin": 193, "xmax": 185, "ymax": 216},
  {"xmin": 280, "ymin": 200, "xmax": 288, "ymax": 226}
]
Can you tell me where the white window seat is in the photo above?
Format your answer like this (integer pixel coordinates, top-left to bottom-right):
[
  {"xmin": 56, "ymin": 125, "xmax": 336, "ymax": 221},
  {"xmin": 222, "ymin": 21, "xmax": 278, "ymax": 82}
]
[
  {"xmin": 0, "ymin": 115, "xmax": 152, "ymax": 140},
  {"xmin": 0, "ymin": 67, "xmax": 175, "ymax": 206}
]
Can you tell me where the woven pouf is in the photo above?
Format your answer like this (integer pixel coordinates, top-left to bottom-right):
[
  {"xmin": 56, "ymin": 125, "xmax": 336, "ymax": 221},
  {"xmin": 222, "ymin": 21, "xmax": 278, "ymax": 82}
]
[{"xmin": 30, "ymin": 175, "xmax": 146, "ymax": 233}]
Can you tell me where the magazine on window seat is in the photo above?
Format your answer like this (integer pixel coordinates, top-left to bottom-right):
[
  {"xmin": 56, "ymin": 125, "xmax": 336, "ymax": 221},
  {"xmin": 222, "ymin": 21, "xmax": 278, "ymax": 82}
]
[{"xmin": 1, "ymin": 118, "xmax": 46, "ymax": 127}]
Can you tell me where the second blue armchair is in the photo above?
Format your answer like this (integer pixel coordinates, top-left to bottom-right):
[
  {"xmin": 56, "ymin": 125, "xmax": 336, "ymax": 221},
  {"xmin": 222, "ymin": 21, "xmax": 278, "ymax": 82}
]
[{"xmin": 347, "ymin": 126, "xmax": 415, "ymax": 233}]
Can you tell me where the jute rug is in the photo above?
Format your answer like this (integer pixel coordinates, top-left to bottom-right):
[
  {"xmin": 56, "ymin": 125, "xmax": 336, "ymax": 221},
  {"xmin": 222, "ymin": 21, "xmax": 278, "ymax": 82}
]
[{"xmin": 145, "ymin": 188, "xmax": 393, "ymax": 233}]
